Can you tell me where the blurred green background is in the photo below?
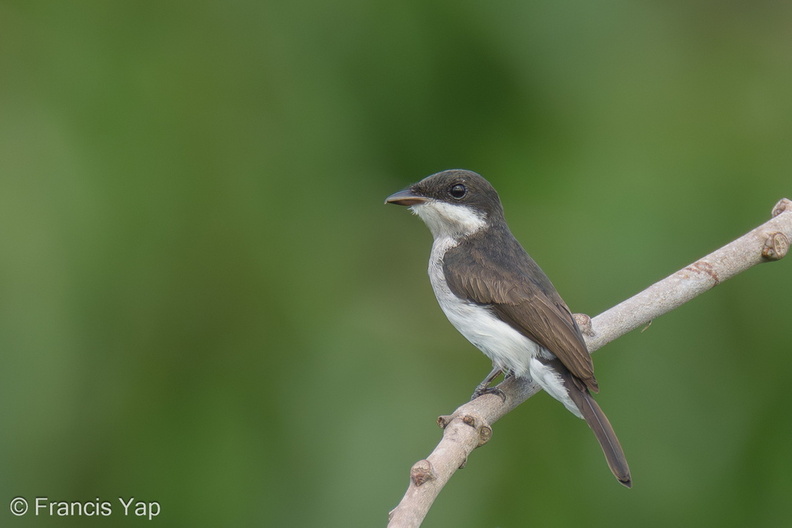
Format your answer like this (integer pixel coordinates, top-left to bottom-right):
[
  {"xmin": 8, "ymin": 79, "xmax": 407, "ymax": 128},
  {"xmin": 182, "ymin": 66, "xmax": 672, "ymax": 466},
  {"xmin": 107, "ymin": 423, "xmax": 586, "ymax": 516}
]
[{"xmin": 1, "ymin": 1, "xmax": 791, "ymax": 527}]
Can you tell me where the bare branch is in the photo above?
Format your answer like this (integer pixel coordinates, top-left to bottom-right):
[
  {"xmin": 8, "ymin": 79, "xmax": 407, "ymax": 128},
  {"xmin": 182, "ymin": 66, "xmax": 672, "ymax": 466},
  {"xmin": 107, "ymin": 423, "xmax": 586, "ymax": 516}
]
[{"xmin": 388, "ymin": 198, "xmax": 792, "ymax": 528}]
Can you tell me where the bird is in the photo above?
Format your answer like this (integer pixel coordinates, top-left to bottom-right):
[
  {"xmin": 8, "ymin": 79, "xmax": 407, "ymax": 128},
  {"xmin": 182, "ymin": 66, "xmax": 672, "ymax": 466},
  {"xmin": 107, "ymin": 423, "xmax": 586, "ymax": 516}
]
[{"xmin": 385, "ymin": 169, "xmax": 631, "ymax": 487}]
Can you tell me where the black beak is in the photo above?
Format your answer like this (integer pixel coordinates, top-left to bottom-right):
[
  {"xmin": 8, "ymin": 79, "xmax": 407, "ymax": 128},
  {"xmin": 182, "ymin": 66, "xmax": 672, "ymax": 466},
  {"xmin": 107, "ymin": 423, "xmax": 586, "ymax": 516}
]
[{"xmin": 385, "ymin": 188, "xmax": 427, "ymax": 206}]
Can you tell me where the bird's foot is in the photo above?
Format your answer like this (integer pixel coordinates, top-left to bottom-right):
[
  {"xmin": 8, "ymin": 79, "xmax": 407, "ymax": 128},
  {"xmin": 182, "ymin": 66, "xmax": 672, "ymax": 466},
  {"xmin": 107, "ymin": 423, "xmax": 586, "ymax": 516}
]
[
  {"xmin": 470, "ymin": 385, "xmax": 507, "ymax": 402},
  {"xmin": 470, "ymin": 367, "xmax": 510, "ymax": 402}
]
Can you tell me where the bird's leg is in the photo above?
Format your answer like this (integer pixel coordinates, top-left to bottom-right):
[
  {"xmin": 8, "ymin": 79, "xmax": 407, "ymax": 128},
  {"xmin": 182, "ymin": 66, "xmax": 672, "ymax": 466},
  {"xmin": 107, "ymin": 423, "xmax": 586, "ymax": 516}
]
[{"xmin": 471, "ymin": 367, "xmax": 507, "ymax": 401}]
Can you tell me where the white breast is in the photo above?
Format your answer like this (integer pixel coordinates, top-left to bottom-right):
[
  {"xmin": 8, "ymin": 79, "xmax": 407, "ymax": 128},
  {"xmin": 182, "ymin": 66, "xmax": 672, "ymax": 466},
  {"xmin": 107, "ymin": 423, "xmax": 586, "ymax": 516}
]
[{"xmin": 427, "ymin": 236, "xmax": 540, "ymax": 377}]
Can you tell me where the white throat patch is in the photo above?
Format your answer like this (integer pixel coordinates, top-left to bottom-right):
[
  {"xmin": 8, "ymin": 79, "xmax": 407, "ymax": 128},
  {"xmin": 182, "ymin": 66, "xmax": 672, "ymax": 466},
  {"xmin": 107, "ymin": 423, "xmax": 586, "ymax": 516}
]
[{"xmin": 410, "ymin": 200, "xmax": 487, "ymax": 240}]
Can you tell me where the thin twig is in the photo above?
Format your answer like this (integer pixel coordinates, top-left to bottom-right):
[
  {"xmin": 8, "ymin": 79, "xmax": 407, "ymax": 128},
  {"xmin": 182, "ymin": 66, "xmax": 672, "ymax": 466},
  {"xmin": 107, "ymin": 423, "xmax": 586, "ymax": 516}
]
[{"xmin": 387, "ymin": 198, "xmax": 792, "ymax": 528}]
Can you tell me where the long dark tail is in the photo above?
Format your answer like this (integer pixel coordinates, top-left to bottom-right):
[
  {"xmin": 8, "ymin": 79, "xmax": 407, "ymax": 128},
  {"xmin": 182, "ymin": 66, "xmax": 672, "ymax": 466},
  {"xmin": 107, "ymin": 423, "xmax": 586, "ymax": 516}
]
[{"xmin": 559, "ymin": 368, "xmax": 632, "ymax": 487}]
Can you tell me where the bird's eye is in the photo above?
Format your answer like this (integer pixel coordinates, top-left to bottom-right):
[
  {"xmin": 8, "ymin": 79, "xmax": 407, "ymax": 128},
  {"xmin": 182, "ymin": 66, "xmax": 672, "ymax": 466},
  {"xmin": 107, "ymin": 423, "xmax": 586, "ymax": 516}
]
[{"xmin": 449, "ymin": 183, "xmax": 467, "ymax": 199}]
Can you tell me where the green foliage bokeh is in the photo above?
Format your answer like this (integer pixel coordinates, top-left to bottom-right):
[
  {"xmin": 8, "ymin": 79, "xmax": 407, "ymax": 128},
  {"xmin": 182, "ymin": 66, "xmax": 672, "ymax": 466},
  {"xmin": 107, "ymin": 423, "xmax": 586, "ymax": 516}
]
[{"xmin": 1, "ymin": 1, "xmax": 791, "ymax": 527}]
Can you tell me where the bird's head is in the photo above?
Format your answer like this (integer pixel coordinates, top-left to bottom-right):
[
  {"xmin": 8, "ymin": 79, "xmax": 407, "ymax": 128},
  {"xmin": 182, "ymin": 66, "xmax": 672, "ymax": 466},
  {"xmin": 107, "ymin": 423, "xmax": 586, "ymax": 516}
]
[{"xmin": 385, "ymin": 169, "xmax": 504, "ymax": 239}]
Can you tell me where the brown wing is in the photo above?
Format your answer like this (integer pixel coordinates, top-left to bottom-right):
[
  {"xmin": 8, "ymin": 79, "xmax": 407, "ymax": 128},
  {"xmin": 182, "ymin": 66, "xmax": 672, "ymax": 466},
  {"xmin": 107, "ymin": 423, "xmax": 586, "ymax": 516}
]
[{"xmin": 443, "ymin": 231, "xmax": 599, "ymax": 392}]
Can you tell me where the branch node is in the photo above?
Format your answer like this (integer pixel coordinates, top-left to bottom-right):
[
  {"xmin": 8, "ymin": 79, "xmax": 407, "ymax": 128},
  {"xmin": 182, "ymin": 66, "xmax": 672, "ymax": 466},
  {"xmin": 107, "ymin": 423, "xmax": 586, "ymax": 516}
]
[
  {"xmin": 762, "ymin": 232, "xmax": 789, "ymax": 261},
  {"xmin": 455, "ymin": 413, "xmax": 493, "ymax": 446},
  {"xmin": 573, "ymin": 313, "xmax": 594, "ymax": 336},
  {"xmin": 771, "ymin": 198, "xmax": 791, "ymax": 217},
  {"xmin": 478, "ymin": 424, "xmax": 493, "ymax": 446},
  {"xmin": 410, "ymin": 459, "xmax": 436, "ymax": 486},
  {"xmin": 461, "ymin": 414, "xmax": 476, "ymax": 427},
  {"xmin": 437, "ymin": 415, "xmax": 453, "ymax": 429}
]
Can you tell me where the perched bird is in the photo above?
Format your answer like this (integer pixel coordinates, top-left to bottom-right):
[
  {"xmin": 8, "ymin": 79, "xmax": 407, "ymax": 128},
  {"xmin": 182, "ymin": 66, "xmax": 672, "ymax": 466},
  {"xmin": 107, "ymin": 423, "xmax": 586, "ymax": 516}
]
[{"xmin": 386, "ymin": 169, "xmax": 631, "ymax": 487}]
